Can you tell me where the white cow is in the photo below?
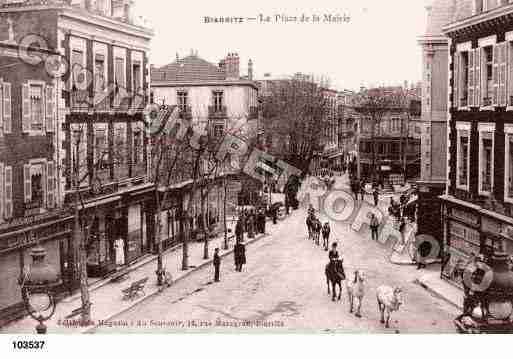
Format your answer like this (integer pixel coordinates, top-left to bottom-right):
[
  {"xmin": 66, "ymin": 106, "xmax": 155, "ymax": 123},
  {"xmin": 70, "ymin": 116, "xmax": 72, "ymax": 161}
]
[{"xmin": 376, "ymin": 285, "xmax": 404, "ymax": 328}]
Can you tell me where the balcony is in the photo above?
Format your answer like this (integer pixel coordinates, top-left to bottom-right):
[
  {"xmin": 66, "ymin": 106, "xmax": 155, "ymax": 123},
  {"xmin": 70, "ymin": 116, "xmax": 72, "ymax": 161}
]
[{"xmin": 208, "ymin": 106, "xmax": 227, "ymax": 119}]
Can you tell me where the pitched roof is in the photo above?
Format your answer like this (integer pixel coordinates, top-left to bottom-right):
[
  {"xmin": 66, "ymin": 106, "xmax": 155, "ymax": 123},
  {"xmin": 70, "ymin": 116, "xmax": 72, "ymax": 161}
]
[{"xmin": 151, "ymin": 55, "xmax": 226, "ymax": 83}]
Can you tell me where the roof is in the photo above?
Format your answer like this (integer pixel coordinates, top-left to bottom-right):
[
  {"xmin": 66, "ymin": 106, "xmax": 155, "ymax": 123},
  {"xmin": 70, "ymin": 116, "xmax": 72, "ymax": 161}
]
[{"xmin": 151, "ymin": 55, "xmax": 227, "ymax": 83}]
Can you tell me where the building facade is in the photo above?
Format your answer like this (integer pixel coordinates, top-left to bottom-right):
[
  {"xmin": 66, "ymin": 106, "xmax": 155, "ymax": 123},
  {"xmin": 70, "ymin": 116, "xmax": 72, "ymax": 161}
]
[
  {"xmin": 0, "ymin": 0, "xmax": 153, "ymax": 324},
  {"xmin": 151, "ymin": 52, "xmax": 259, "ymax": 241},
  {"xmin": 357, "ymin": 86, "xmax": 422, "ymax": 186},
  {"xmin": 441, "ymin": 0, "xmax": 513, "ymax": 287}
]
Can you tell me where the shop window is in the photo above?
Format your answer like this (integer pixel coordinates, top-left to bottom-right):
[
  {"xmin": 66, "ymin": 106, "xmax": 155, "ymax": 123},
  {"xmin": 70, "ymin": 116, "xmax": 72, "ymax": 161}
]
[
  {"xmin": 478, "ymin": 125, "xmax": 495, "ymax": 195},
  {"xmin": 457, "ymin": 128, "xmax": 470, "ymax": 190}
]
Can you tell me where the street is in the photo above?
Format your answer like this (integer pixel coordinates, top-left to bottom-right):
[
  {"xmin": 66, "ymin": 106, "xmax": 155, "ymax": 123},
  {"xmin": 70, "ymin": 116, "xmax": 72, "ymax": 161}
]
[{"xmin": 94, "ymin": 176, "xmax": 459, "ymax": 334}]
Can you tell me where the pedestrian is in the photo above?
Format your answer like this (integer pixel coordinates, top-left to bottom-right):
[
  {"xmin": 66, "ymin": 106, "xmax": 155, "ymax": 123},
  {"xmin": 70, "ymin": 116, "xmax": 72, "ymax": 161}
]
[
  {"xmin": 322, "ymin": 222, "xmax": 331, "ymax": 251},
  {"xmin": 370, "ymin": 214, "xmax": 379, "ymax": 241},
  {"xmin": 272, "ymin": 205, "xmax": 278, "ymax": 225},
  {"xmin": 235, "ymin": 219, "xmax": 244, "ymax": 243},
  {"xmin": 213, "ymin": 248, "xmax": 221, "ymax": 282},
  {"xmin": 329, "ymin": 242, "xmax": 340, "ymax": 262},
  {"xmin": 234, "ymin": 240, "xmax": 246, "ymax": 272},
  {"xmin": 416, "ymin": 239, "xmax": 432, "ymax": 270},
  {"xmin": 248, "ymin": 210, "xmax": 255, "ymax": 239},
  {"xmin": 359, "ymin": 180, "xmax": 366, "ymax": 201},
  {"xmin": 373, "ymin": 188, "xmax": 379, "ymax": 207}
]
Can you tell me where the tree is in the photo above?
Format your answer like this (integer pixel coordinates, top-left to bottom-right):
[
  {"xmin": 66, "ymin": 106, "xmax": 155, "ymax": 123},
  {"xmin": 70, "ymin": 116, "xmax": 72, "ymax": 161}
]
[{"xmin": 260, "ymin": 75, "xmax": 332, "ymax": 176}]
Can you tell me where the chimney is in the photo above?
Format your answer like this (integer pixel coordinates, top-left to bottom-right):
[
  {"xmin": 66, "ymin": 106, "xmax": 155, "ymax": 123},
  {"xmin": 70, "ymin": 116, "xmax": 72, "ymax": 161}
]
[
  {"xmin": 225, "ymin": 52, "xmax": 239, "ymax": 79},
  {"xmin": 248, "ymin": 59, "xmax": 253, "ymax": 80}
]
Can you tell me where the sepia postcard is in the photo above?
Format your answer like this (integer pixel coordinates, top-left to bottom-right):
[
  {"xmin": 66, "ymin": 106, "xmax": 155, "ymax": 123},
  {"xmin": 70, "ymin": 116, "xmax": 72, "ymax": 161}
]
[{"xmin": 1, "ymin": 1, "xmax": 513, "ymax": 349}]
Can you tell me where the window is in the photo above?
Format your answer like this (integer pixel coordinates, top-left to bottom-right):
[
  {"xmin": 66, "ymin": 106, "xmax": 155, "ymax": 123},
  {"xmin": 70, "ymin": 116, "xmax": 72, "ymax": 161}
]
[
  {"xmin": 213, "ymin": 91, "xmax": 223, "ymax": 112},
  {"xmin": 29, "ymin": 84, "xmax": 44, "ymax": 131},
  {"xmin": 0, "ymin": 80, "xmax": 12, "ymax": 134},
  {"xmin": 23, "ymin": 161, "xmax": 53, "ymax": 213},
  {"xmin": 115, "ymin": 57, "xmax": 125, "ymax": 88},
  {"xmin": 213, "ymin": 123, "xmax": 224, "ymax": 138},
  {"xmin": 457, "ymin": 128, "xmax": 470, "ymax": 190},
  {"xmin": 483, "ymin": 46, "xmax": 493, "ymax": 105},
  {"xmin": 177, "ymin": 91, "xmax": 188, "ymax": 112},
  {"xmin": 94, "ymin": 127, "xmax": 109, "ymax": 170},
  {"xmin": 132, "ymin": 61, "xmax": 142, "ymax": 94},
  {"xmin": 71, "ymin": 50, "xmax": 85, "ymax": 90},
  {"xmin": 478, "ymin": 125, "xmax": 495, "ymax": 195},
  {"xmin": 94, "ymin": 54, "xmax": 106, "ymax": 93},
  {"xmin": 456, "ymin": 51, "xmax": 469, "ymax": 107}
]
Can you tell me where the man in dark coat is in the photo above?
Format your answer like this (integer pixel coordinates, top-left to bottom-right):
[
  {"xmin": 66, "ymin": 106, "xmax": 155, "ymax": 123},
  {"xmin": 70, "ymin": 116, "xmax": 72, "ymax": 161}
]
[
  {"xmin": 248, "ymin": 210, "xmax": 255, "ymax": 239},
  {"xmin": 213, "ymin": 248, "xmax": 221, "ymax": 282},
  {"xmin": 234, "ymin": 240, "xmax": 246, "ymax": 272},
  {"xmin": 235, "ymin": 219, "xmax": 244, "ymax": 243},
  {"xmin": 373, "ymin": 188, "xmax": 380, "ymax": 207},
  {"xmin": 258, "ymin": 209, "xmax": 266, "ymax": 234},
  {"xmin": 272, "ymin": 205, "xmax": 278, "ymax": 224}
]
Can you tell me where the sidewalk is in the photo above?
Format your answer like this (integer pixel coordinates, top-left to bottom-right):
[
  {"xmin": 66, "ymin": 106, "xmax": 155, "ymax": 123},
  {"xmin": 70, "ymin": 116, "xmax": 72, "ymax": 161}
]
[
  {"xmin": 415, "ymin": 266, "xmax": 463, "ymax": 310},
  {"xmin": 2, "ymin": 216, "xmax": 287, "ymax": 334}
]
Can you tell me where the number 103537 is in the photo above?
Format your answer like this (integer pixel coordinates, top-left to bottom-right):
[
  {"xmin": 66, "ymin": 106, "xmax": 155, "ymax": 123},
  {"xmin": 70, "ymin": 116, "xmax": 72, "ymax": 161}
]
[{"xmin": 12, "ymin": 340, "xmax": 45, "ymax": 350}]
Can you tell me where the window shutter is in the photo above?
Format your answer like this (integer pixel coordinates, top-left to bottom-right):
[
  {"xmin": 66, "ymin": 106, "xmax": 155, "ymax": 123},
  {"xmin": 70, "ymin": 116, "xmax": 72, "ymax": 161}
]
[
  {"xmin": 47, "ymin": 161, "xmax": 55, "ymax": 209},
  {"xmin": 24, "ymin": 164, "xmax": 32, "ymax": 203},
  {"xmin": 475, "ymin": 48, "xmax": 481, "ymax": 107},
  {"xmin": 0, "ymin": 162, "xmax": 3, "ymax": 222},
  {"xmin": 454, "ymin": 52, "xmax": 460, "ymax": 108},
  {"xmin": 468, "ymin": 50, "xmax": 475, "ymax": 107},
  {"xmin": 499, "ymin": 42, "xmax": 508, "ymax": 107},
  {"xmin": 3, "ymin": 82, "xmax": 11, "ymax": 133},
  {"xmin": 45, "ymin": 85, "xmax": 55, "ymax": 132},
  {"xmin": 4, "ymin": 166, "xmax": 12, "ymax": 219},
  {"xmin": 22, "ymin": 84, "xmax": 30, "ymax": 133},
  {"xmin": 493, "ymin": 45, "xmax": 499, "ymax": 106}
]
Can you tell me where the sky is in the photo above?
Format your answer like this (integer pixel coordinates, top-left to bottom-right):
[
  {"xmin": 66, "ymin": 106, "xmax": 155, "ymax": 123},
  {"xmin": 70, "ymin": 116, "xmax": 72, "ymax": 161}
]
[{"xmin": 133, "ymin": 0, "xmax": 428, "ymax": 91}]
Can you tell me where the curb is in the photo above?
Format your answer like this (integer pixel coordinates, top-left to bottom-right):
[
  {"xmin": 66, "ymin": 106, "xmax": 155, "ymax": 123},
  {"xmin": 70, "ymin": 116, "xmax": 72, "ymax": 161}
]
[
  {"xmin": 83, "ymin": 228, "xmax": 276, "ymax": 333},
  {"xmin": 414, "ymin": 278, "xmax": 462, "ymax": 311}
]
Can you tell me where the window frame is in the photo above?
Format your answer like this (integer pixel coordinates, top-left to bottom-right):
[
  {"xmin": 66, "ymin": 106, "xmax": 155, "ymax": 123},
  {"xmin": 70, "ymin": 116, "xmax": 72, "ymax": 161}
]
[{"xmin": 478, "ymin": 123, "xmax": 495, "ymax": 196}]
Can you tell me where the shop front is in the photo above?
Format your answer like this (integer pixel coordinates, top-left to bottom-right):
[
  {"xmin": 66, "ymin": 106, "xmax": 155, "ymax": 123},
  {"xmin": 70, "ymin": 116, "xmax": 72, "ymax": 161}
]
[
  {"xmin": 441, "ymin": 197, "xmax": 513, "ymax": 289},
  {"xmin": 441, "ymin": 201, "xmax": 481, "ymax": 288},
  {"xmin": 0, "ymin": 211, "xmax": 73, "ymax": 327}
]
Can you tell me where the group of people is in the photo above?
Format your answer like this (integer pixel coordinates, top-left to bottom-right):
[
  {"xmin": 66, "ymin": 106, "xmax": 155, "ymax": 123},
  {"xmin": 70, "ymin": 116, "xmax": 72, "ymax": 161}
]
[
  {"xmin": 306, "ymin": 205, "xmax": 333, "ymax": 251},
  {"xmin": 350, "ymin": 179, "xmax": 380, "ymax": 207}
]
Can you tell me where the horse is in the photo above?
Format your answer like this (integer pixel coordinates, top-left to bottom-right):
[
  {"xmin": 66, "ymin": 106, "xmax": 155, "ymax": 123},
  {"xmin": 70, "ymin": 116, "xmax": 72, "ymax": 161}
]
[
  {"xmin": 325, "ymin": 259, "xmax": 346, "ymax": 301},
  {"xmin": 346, "ymin": 270, "xmax": 365, "ymax": 317},
  {"xmin": 376, "ymin": 285, "xmax": 404, "ymax": 328}
]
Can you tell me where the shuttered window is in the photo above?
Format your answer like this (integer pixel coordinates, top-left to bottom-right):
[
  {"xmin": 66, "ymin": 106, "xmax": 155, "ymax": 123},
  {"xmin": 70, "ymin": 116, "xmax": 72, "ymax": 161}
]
[
  {"xmin": 499, "ymin": 42, "xmax": 508, "ymax": 107},
  {"xmin": 492, "ymin": 45, "xmax": 499, "ymax": 105},
  {"xmin": 454, "ymin": 52, "xmax": 459, "ymax": 108},
  {"xmin": 468, "ymin": 50, "xmax": 475, "ymax": 107},
  {"xmin": 475, "ymin": 48, "xmax": 482, "ymax": 107},
  {"xmin": 4, "ymin": 166, "xmax": 12, "ymax": 219},
  {"xmin": 22, "ymin": 84, "xmax": 30, "ymax": 133},
  {"xmin": 45, "ymin": 85, "xmax": 55, "ymax": 132},
  {"xmin": 3, "ymin": 82, "xmax": 11, "ymax": 134}
]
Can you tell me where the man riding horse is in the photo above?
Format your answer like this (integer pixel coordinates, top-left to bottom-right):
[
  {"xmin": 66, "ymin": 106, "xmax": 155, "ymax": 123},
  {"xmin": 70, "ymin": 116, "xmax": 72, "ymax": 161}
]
[{"xmin": 325, "ymin": 243, "xmax": 345, "ymax": 301}]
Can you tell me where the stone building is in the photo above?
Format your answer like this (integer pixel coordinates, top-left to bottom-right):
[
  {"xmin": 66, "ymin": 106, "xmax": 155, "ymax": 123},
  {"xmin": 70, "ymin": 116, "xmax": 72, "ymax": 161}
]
[
  {"xmin": 0, "ymin": 0, "xmax": 153, "ymax": 324},
  {"xmin": 441, "ymin": 0, "xmax": 513, "ymax": 287}
]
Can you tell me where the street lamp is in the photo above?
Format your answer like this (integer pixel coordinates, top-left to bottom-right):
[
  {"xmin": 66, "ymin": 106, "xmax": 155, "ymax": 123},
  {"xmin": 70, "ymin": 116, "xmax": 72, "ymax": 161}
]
[{"xmin": 19, "ymin": 244, "xmax": 62, "ymax": 334}]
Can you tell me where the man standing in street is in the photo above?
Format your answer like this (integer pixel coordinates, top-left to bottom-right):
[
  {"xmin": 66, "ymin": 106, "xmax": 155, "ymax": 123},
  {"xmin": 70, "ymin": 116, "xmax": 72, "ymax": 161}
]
[
  {"xmin": 213, "ymin": 248, "xmax": 221, "ymax": 282},
  {"xmin": 373, "ymin": 187, "xmax": 379, "ymax": 207},
  {"xmin": 370, "ymin": 214, "xmax": 380, "ymax": 241},
  {"xmin": 234, "ymin": 239, "xmax": 246, "ymax": 272}
]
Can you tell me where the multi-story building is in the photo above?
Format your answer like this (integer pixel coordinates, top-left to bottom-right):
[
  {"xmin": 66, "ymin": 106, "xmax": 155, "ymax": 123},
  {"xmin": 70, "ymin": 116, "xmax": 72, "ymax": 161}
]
[
  {"xmin": 417, "ymin": 0, "xmax": 463, "ymax": 252},
  {"xmin": 0, "ymin": 0, "xmax": 153, "ymax": 324},
  {"xmin": 150, "ymin": 52, "xmax": 259, "ymax": 244},
  {"xmin": 337, "ymin": 89, "xmax": 359, "ymax": 166},
  {"xmin": 441, "ymin": 0, "xmax": 513, "ymax": 287},
  {"xmin": 357, "ymin": 86, "xmax": 422, "ymax": 186},
  {"xmin": 321, "ymin": 88, "xmax": 343, "ymax": 169}
]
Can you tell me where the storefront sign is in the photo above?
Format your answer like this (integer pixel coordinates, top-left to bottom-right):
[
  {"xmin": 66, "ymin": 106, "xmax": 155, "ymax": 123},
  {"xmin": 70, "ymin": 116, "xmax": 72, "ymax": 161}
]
[
  {"xmin": 0, "ymin": 209, "xmax": 72, "ymax": 234},
  {"xmin": 450, "ymin": 208, "xmax": 479, "ymax": 226}
]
